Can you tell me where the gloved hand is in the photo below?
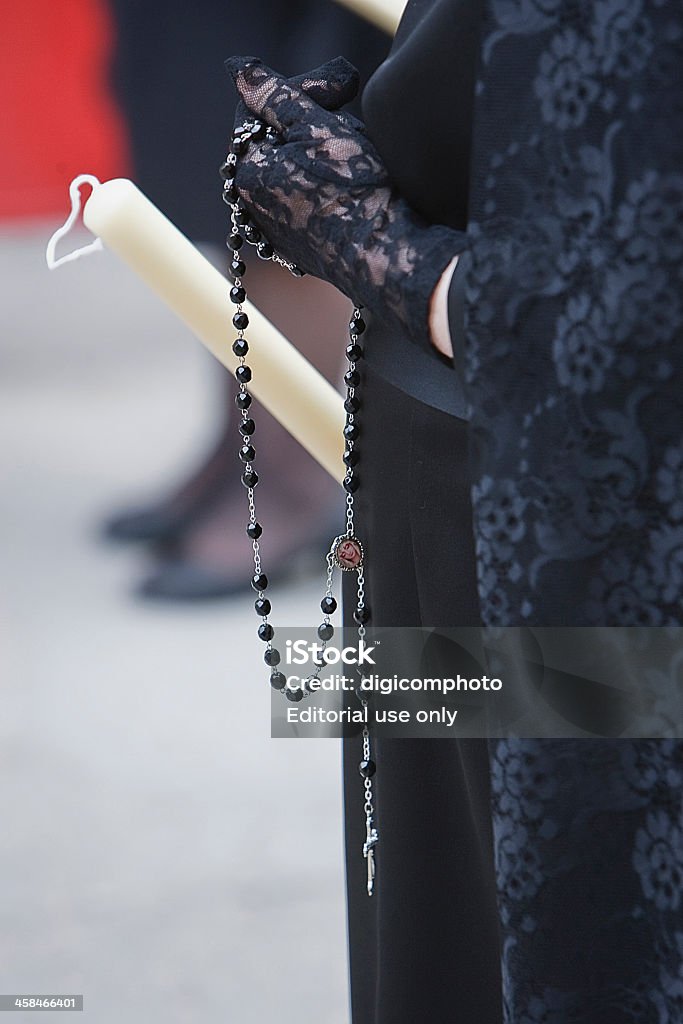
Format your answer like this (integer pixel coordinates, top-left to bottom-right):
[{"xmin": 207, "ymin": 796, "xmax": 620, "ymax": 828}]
[{"xmin": 224, "ymin": 55, "xmax": 467, "ymax": 353}]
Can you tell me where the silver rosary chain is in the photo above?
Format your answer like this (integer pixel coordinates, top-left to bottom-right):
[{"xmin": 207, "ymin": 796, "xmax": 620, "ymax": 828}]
[{"xmin": 222, "ymin": 126, "xmax": 378, "ymax": 896}]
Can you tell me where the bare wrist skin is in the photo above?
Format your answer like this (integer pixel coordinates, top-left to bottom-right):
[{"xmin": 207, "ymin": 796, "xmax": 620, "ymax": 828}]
[{"xmin": 428, "ymin": 255, "xmax": 459, "ymax": 358}]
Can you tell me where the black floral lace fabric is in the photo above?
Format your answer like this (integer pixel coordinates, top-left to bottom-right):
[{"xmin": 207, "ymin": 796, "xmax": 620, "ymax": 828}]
[
  {"xmin": 461, "ymin": 2, "xmax": 683, "ymax": 1021},
  {"xmin": 225, "ymin": 56, "xmax": 467, "ymax": 351},
  {"xmin": 462, "ymin": 0, "xmax": 683, "ymax": 630},
  {"xmin": 489, "ymin": 736, "xmax": 683, "ymax": 1023}
]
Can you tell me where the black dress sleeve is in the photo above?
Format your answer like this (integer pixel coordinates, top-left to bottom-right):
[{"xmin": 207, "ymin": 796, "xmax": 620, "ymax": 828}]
[
  {"xmin": 357, "ymin": 0, "xmax": 484, "ymax": 410},
  {"xmin": 362, "ymin": 0, "xmax": 484, "ymax": 233}
]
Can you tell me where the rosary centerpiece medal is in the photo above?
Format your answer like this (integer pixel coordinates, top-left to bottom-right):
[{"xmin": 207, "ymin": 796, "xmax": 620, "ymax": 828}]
[{"xmin": 332, "ymin": 535, "xmax": 364, "ymax": 571}]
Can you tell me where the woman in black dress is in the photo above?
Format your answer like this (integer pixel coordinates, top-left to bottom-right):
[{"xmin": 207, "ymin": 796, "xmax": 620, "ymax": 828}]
[{"xmin": 226, "ymin": 1, "xmax": 683, "ymax": 1021}]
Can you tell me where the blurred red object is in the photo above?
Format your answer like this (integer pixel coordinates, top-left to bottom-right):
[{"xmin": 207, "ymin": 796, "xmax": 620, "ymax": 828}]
[{"xmin": 0, "ymin": 0, "xmax": 130, "ymax": 220}]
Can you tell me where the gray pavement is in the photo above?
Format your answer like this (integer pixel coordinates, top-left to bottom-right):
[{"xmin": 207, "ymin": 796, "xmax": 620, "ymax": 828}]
[{"xmin": 0, "ymin": 224, "xmax": 348, "ymax": 1023}]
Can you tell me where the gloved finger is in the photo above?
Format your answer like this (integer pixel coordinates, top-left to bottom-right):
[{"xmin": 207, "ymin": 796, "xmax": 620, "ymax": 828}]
[
  {"xmin": 231, "ymin": 85, "xmax": 365, "ymax": 144},
  {"xmin": 288, "ymin": 56, "xmax": 359, "ymax": 111},
  {"xmin": 289, "ymin": 59, "xmax": 366, "ymax": 132},
  {"xmin": 225, "ymin": 56, "xmax": 335, "ymax": 136}
]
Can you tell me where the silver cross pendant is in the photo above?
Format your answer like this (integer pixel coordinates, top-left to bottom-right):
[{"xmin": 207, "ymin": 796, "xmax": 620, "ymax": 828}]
[{"xmin": 363, "ymin": 825, "xmax": 379, "ymax": 896}]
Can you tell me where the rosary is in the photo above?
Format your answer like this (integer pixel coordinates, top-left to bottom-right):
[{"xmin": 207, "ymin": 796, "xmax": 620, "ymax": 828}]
[{"xmin": 220, "ymin": 117, "xmax": 379, "ymax": 896}]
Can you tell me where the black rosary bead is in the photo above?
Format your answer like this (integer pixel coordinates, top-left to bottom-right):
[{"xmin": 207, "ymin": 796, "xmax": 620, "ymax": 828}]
[
  {"xmin": 227, "ymin": 232, "xmax": 243, "ymax": 250},
  {"xmin": 239, "ymin": 444, "xmax": 256, "ymax": 463},
  {"xmin": 346, "ymin": 343, "xmax": 363, "ymax": 362},
  {"xmin": 247, "ymin": 521, "xmax": 263, "ymax": 540},
  {"xmin": 344, "ymin": 396, "xmax": 361, "ymax": 414},
  {"xmin": 230, "ymin": 257, "xmax": 246, "ymax": 277},
  {"xmin": 249, "ymin": 121, "xmax": 266, "ymax": 140},
  {"xmin": 343, "ymin": 474, "xmax": 359, "ymax": 493},
  {"xmin": 230, "ymin": 285, "xmax": 246, "ymax": 304},
  {"xmin": 244, "ymin": 226, "xmax": 261, "ymax": 244},
  {"xmin": 219, "ymin": 157, "xmax": 237, "ymax": 180},
  {"xmin": 235, "ymin": 391, "xmax": 252, "ymax": 410},
  {"xmin": 252, "ymin": 572, "xmax": 268, "ymax": 592},
  {"xmin": 318, "ymin": 622, "xmax": 334, "ymax": 641},
  {"xmin": 350, "ymin": 316, "xmax": 366, "ymax": 334},
  {"xmin": 235, "ymin": 208, "xmax": 251, "ymax": 226},
  {"xmin": 359, "ymin": 758, "xmax": 376, "ymax": 778},
  {"xmin": 235, "ymin": 364, "xmax": 252, "ymax": 384},
  {"xmin": 321, "ymin": 596, "xmax": 337, "ymax": 614},
  {"xmin": 270, "ymin": 671, "xmax": 286, "ymax": 690},
  {"xmin": 286, "ymin": 686, "xmax": 304, "ymax": 702},
  {"xmin": 255, "ymin": 597, "xmax": 271, "ymax": 615},
  {"xmin": 223, "ymin": 185, "xmax": 239, "ymax": 206},
  {"xmin": 233, "ymin": 311, "xmax": 249, "ymax": 331},
  {"xmin": 231, "ymin": 136, "xmax": 248, "ymax": 156},
  {"xmin": 239, "ymin": 418, "xmax": 255, "ymax": 436},
  {"xmin": 354, "ymin": 605, "xmax": 371, "ymax": 625},
  {"xmin": 343, "ymin": 448, "xmax": 360, "ymax": 467},
  {"xmin": 344, "ymin": 423, "xmax": 360, "ymax": 442},
  {"xmin": 258, "ymin": 623, "xmax": 274, "ymax": 642},
  {"xmin": 344, "ymin": 369, "xmax": 360, "ymax": 388},
  {"xmin": 264, "ymin": 647, "xmax": 281, "ymax": 667},
  {"xmin": 242, "ymin": 468, "xmax": 259, "ymax": 487},
  {"xmin": 257, "ymin": 241, "xmax": 274, "ymax": 259},
  {"xmin": 232, "ymin": 338, "xmax": 249, "ymax": 358}
]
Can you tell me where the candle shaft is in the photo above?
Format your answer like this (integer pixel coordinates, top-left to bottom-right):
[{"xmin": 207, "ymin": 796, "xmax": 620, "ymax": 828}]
[
  {"xmin": 333, "ymin": 0, "xmax": 406, "ymax": 33},
  {"xmin": 82, "ymin": 179, "xmax": 346, "ymax": 484}
]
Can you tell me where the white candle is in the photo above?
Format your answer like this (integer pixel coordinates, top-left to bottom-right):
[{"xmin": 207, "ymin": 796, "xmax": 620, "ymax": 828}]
[
  {"xmin": 82, "ymin": 178, "xmax": 346, "ymax": 484},
  {"xmin": 334, "ymin": 0, "xmax": 406, "ymax": 33}
]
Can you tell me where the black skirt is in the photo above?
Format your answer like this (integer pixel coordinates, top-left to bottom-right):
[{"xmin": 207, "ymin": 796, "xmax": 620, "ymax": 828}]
[{"xmin": 341, "ymin": 363, "xmax": 503, "ymax": 1024}]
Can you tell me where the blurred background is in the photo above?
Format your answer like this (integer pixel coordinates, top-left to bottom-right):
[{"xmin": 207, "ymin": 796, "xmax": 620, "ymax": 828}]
[{"xmin": 0, "ymin": 2, "xmax": 389, "ymax": 1020}]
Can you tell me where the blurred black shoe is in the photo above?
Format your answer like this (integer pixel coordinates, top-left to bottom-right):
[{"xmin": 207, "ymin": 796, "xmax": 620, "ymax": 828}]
[
  {"xmin": 135, "ymin": 420, "xmax": 343, "ymax": 602},
  {"xmin": 103, "ymin": 430, "xmax": 235, "ymax": 545}
]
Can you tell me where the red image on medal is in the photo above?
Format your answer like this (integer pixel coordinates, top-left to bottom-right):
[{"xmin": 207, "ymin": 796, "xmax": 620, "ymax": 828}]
[{"xmin": 332, "ymin": 535, "xmax": 364, "ymax": 571}]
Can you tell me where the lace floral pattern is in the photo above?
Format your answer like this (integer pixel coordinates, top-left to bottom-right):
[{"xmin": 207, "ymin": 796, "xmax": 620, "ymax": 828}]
[
  {"xmin": 491, "ymin": 738, "xmax": 683, "ymax": 1023},
  {"xmin": 467, "ymin": 2, "xmax": 683, "ymax": 1020},
  {"xmin": 462, "ymin": 0, "xmax": 683, "ymax": 628}
]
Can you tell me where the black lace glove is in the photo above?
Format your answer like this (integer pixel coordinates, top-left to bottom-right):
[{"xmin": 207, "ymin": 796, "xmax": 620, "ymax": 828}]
[{"xmin": 224, "ymin": 55, "xmax": 468, "ymax": 352}]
